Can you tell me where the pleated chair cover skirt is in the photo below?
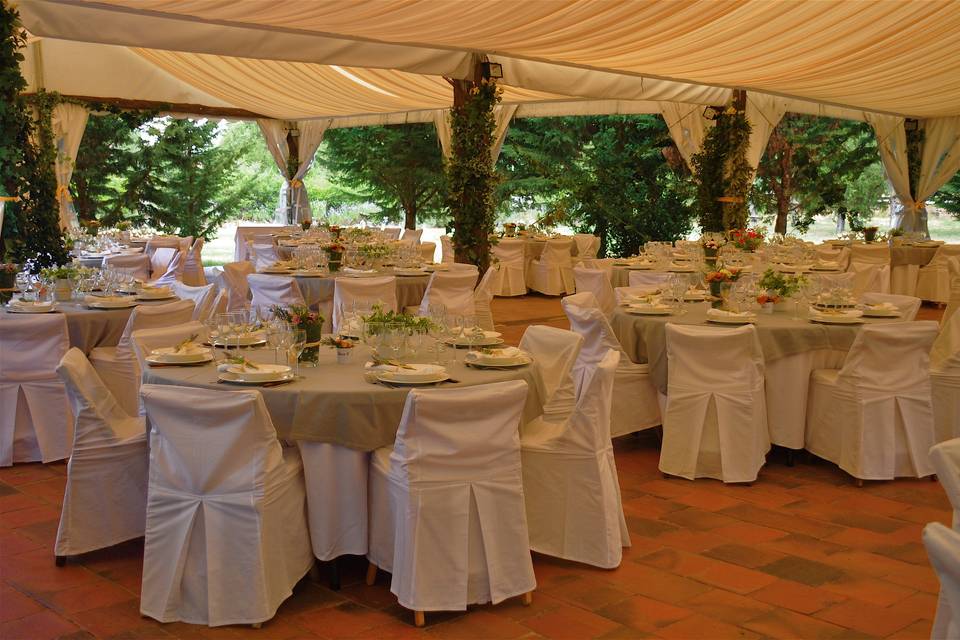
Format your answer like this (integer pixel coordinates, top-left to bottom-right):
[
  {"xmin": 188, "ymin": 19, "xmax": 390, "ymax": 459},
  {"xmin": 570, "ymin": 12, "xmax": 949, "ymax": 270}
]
[
  {"xmin": 659, "ymin": 324, "xmax": 770, "ymax": 483},
  {"xmin": 924, "ymin": 523, "xmax": 960, "ymax": 640},
  {"xmin": 527, "ymin": 238, "xmax": 575, "ymax": 296},
  {"xmin": 489, "ymin": 239, "xmax": 528, "ymax": 297},
  {"xmin": 55, "ymin": 348, "xmax": 148, "ymax": 557},
  {"xmin": 220, "ymin": 261, "xmax": 255, "ymax": 312},
  {"xmin": 367, "ymin": 380, "xmax": 536, "ymax": 612},
  {"xmin": 139, "ymin": 384, "xmax": 313, "ymax": 626},
  {"xmin": 0, "ymin": 314, "xmax": 72, "ymax": 466},
  {"xmin": 805, "ymin": 322, "xmax": 939, "ymax": 480}
]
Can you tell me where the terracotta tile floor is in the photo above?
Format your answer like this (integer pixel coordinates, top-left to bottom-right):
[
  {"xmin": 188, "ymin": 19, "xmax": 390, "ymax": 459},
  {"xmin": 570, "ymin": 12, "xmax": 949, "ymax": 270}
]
[{"xmin": 0, "ymin": 296, "xmax": 949, "ymax": 639}]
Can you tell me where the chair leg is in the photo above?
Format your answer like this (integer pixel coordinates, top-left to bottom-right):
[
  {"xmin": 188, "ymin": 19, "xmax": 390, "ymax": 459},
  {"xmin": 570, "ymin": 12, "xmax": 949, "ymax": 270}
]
[
  {"xmin": 308, "ymin": 560, "xmax": 322, "ymax": 583},
  {"xmin": 786, "ymin": 449, "xmax": 795, "ymax": 467},
  {"xmin": 414, "ymin": 611, "xmax": 425, "ymax": 627},
  {"xmin": 855, "ymin": 478, "xmax": 864, "ymax": 488},
  {"xmin": 251, "ymin": 623, "xmax": 262, "ymax": 629},
  {"xmin": 55, "ymin": 556, "xmax": 66, "ymax": 567},
  {"xmin": 329, "ymin": 558, "xmax": 341, "ymax": 591},
  {"xmin": 931, "ymin": 474, "xmax": 939, "ymax": 482},
  {"xmin": 522, "ymin": 591, "xmax": 533, "ymax": 606},
  {"xmin": 365, "ymin": 562, "xmax": 378, "ymax": 586}
]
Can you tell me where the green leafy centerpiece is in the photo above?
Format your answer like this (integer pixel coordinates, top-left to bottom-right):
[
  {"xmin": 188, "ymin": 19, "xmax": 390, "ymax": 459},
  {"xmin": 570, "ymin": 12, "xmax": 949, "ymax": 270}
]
[{"xmin": 271, "ymin": 304, "xmax": 323, "ymax": 365}]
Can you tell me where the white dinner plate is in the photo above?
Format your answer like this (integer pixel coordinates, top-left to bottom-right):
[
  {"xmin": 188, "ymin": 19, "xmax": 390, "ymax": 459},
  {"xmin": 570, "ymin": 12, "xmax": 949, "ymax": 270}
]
[
  {"xmin": 218, "ymin": 371, "xmax": 296, "ymax": 385},
  {"xmin": 220, "ymin": 363, "xmax": 292, "ymax": 382},
  {"xmin": 445, "ymin": 336, "xmax": 504, "ymax": 348},
  {"xmin": 136, "ymin": 293, "xmax": 177, "ymax": 301},
  {"xmin": 626, "ymin": 306, "xmax": 672, "ymax": 316},
  {"xmin": 707, "ymin": 316, "xmax": 756, "ymax": 325},
  {"xmin": 6, "ymin": 303, "xmax": 56, "ymax": 313},
  {"xmin": 377, "ymin": 371, "xmax": 449, "ymax": 385},
  {"xmin": 464, "ymin": 352, "xmax": 532, "ymax": 369},
  {"xmin": 667, "ymin": 266, "xmax": 696, "ymax": 273},
  {"xmin": 210, "ymin": 332, "xmax": 267, "ymax": 347},
  {"xmin": 393, "ymin": 268, "xmax": 427, "ymax": 276},
  {"xmin": 290, "ymin": 270, "xmax": 327, "ymax": 277},
  {"xmin": 861, "ymin": 308, "xmax": 902, "ymax": 318},
  {"xmin": 683, "ymin": 292, "xmax": 708, "ymax": 301},
  {"xmin": 146, "ymin": 347, "xmax": 214, "ymax": 364},
  {"xmin": 626, "ymin": 264, "xmax": 655, "ymax": 270},
  {"xmin": 809, "ymin": 315, "xmax": 864, "ymax": 325},
  {"xmin": 261, "ymin": 267, "xmax": 294, "ymax": 274},
  {"xmin": 88, "ymin": 299, "xmax": 139, "ymax": 309}
]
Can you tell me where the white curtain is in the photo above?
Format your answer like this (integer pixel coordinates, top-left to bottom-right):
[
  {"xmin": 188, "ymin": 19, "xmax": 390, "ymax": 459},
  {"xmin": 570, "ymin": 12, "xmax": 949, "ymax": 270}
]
[
  {"xmin": 918, "ymin": 117, "xmax": 960, "ymax": 215},
  {"xmin": 52, "ymin": 103, "xmax": 89, "ymax": 229},
  {"xmin": 432, "ymin": 105, "xmax": 515, "ymax": 162},
  {"xmin": 257, "ymin": 118, "xmax": 331, "ymax": 223},
  {"xmin": 491, "ymin": 104, "xmax": 518, "ymax": 162},
  {"xmin": 866, "ymin": 114, "xmax": 918, "ymax": 232},
  {"xmin": 745, "ymin": 93, "xmax": 788, "ymax": 172},
  {"xmin": 433, "ymin": 109, "xmax": 452, "ymax": 160},
  {"xmin": 659, "ymin": 102, "xmax": 713, "ymax": 170}
]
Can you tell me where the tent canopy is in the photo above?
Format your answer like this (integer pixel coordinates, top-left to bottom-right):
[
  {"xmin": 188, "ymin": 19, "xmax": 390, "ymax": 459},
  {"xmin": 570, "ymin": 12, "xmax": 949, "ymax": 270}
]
[{"xmin": 18, "ymin": 0, "xmax": 960, "ymax": 119}]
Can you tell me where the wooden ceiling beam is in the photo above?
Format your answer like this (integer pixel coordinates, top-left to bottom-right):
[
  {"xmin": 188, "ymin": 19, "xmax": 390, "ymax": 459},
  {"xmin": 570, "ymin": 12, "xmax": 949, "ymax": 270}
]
[{"xmin": 21, "ymin": 94, "xmax": 268, "ymax": 120}]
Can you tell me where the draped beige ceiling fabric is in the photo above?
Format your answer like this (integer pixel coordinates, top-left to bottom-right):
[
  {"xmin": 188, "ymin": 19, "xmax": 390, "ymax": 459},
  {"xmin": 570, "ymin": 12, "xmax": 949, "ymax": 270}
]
[{"xmin": 18, "ymin": 0, "xmax": 960, "ymax": 118}]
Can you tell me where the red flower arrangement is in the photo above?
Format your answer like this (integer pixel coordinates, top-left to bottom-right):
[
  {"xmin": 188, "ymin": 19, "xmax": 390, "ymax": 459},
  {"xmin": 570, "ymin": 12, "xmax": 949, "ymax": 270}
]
[{"xmin": 729, "ymin": 227, "xmax": 765, "ymax": 252}]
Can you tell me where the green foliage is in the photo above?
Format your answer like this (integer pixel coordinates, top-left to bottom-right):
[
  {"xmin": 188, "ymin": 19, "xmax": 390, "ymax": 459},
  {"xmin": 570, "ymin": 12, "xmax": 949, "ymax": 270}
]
[
  {"xmin": 758, "ymin": 268, "xmax": 805, "ymax": 297},
  {"xmin": 498, "ymin": 115, "xmax": 695, "ymax": 256},
  {"xmin": 932, "ymin": 171, "xmax": 960, "ymax": 219},
  {"xmin": 753, "ymin": 115, "xmax": 884, "ymax": 234},
  {"xmin": 446, "ymin": 78, "xmax": 502, "ymax": 270},
  {"xmin": 322, "ymin": 124, "xmax": 446, "ymax": 229},
  {"xmin": 362, "ymin": 303, "xmax": 435, "ymax": 334},
  {"xmin": 691, "ymin": 109, "xmax": 753, "ymax": 231},
  {"xmin": 0, "ymin": 4, "xmax": 67, "ymax": 268}
]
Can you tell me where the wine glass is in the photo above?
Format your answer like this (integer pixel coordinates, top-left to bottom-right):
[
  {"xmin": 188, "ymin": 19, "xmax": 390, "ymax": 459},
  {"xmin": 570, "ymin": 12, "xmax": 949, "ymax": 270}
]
[
  {"xmin": 288, "ymin": 329, "xmax": 307, "ymax": 376},
  {"xmin": 265, "ymin": 321, "xmax": 284, "ymax": 364}
]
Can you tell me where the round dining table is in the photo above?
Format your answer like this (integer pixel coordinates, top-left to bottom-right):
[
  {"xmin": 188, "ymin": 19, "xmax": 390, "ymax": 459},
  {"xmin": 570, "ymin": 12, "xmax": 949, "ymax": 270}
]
[
  {"xmin": 610, "ymin": 302, "xmax": 903, "ymax": 449},
  {"xmin": 259, "ymin": 270, "xmax": 431, "ymax": 310},
  {"xmin": 0, "ymin": 297, "xmax": 182, "ymax": 353},
  {"xmin": 142, "ymin": 343, "xmax": 544, "ymax": 451}
]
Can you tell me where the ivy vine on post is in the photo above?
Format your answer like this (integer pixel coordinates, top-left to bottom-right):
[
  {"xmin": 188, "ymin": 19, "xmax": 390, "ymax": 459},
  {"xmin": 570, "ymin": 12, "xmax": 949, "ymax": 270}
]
[
  {"xmin": 446, "ymin": 64, "xmax": 502, "ymax": 274},
  {"xmin": 0, "ymin": 2, "xmax": 68, "ymax": 269},
  {"xmin": 691, "ymin": 92, "xmax": 753, "ymax": 232}
]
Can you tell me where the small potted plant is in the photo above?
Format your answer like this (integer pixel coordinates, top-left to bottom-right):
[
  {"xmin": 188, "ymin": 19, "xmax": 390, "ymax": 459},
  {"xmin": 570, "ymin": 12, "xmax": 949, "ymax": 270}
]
[
  {"xmin": 756, "ymin": 293, "xmax": 780, "ymax": 314},
  {"xmin": 705, "ymin": 264, "xmax": 742, "ymax": 309},
  {"xmin": 758, "ymin": 268, "xmax": 805, "ymax": 312},
  {"xmin": 300, "ymin": 218, "xmax": 312, "ymax": 232},
  {"xmin": 323, "ymin": 242, "xmax": 345, "ymax": 272},
  {"xmin": 271, "ymin": 304, "xmax": 324, "ymax": 366},
  {"xmin": 889, "ymin": 227, "xmax": 904, "ymax": 245},
  {"xmin": 863, "ymin": 226, "xmax": 879, "ymax": 243},
  {"xmin": 323, "ymin": 335, "xmax": 355, "ymax": 364},
  {"xmin": 700, "ymin": 233, "xmax": 726, "ymax": 265},
  {"xmin": 40, "ymin": 265, "xmax": 80, "ymax": 301}
]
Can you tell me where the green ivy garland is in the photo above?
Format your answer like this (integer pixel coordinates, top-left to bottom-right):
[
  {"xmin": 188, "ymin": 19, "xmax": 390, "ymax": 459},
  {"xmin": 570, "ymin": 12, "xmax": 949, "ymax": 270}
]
[
  {"xmin": 446, "ymin": 77, "xmax": 502, "ymax": 273},
  {"xmin": 0, "ymin": 2, "xmax": 67, "ymax": 269},
  {"xmin": 691, "ymin": 107, "xmax": 753, "ymax": 232}
]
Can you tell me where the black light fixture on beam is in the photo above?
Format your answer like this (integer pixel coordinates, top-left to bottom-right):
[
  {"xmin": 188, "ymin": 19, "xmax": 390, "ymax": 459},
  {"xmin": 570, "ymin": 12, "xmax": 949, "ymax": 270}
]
[
  {"xmin": 703, "ymin": 105, "xmax": 723, "ymax": 121},
  {"xmin": 904, "ymin": 118, "xmax": 920, "ymax": 131},
  {"xmin": 481, "ymin": 61, "xmax": 503, "ymax": 80}
]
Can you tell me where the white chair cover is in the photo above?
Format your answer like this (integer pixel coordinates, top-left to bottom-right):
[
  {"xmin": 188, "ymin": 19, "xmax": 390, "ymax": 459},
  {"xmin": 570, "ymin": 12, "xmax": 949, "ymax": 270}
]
[
  {"xmin": 251, "ymin": 242, "xmax": 280, "ymax": 272},
  {"xmin": 139, "ymin": 384, "xmax": 313, "ymax": 626},
  {"xmin": 924, "ymin": 522, "xmax": 960, "ymax": 640},
  {"xmin": 234, "ymin": 228, "xmax": 279, "ymax": 262},
  {"xmin": 145, "ymin": 236, "xmax": 188, "ymax": 270},
  {"xmin": 521, "ymin": 349, "xmax": 630, "ymax": 568},
  {"xmin": 247, "ymin": 274, "xmax": 306, "ymax": 315},
  {"xmin": 561, "ymin": 292, "xmax": 661, "ymax": 435},
  {"xmin": 418, "ymin": 241, "xmax": 437, "ymax": 264},
  {"xmin": 0, "ymin": 314, "xmax": 71, "ymax": 466},
  {"xmin": 440, "ymin": 235, "xmax": 455, "ymax": 264},
  {"xmin": 400, "ymin": 228, "xmax": 423, "ymax": 244},
  {"xmin": 581, "ymin": 258, "xmax": 615, "ymax": 282},
  {"xmin": 182, "ymin": 238, "xmax": 206, "ymax": 287},
  {"xmin": 849, "ymin": 244, "xmax": 891, "ymax": 295},
  {"xmin": 817, "ymin": 271, "xmax": 856, "ymax": 289},
  {"xmin": 474, "ymin": 266, "xmax": 497, "ymax": 331},
  {"xmin": 148, "ymin": 247, "xmax": 180, "ymax": 283},
  {"xmin": 614, "ymin": 285, "xmax": 662, "ymax": 304},
  {"xmin": 929, "ymin": 439, "xmax": 960, "ymax": 529},
  {"xmin": 628, "ymin": 270, "xmax": 671, "ymax": 288},
  {"xmin": 54, "ymin": 348, "xmax": 147, "ymax": 557},
  {"xmin": 489, "ymin": 238, "xmax": 527, "ymax": 297},
  {"xmin": 89, "ymin": 300, "xmax": 195, "ymax": 416},
  {"xmin": 103, "ymin": 253, "xmax": 151, "ymax": 281},
  {"xmin": 131, "ymin": 322, "xmax": 209, "ymax": 416},
  {"xmin": 932, "ymin": 308, "xmax": 960, "ymax": 443},
  {"xmin": 527, "ymin": 238, "xmax": 575, "ymax": 296},
  {"xmin": 367, "ymin": 380, "xmax": 536, "ymax": 612},
  {"xmin": 219, "ymin": 261, "xmax": 255, "ymax": 312},
  {"xmin": 573, "ymin": 233, "xmax": 600, "ymax": 260},
  {"xmin": 332, "ymin": 276, "xmax": 397, "ymax": 333},
  {"xmin": 815, "ymin": 246, "xmax": 851, "ymax": 270},
  {"xmin": 861, "ymin": 292, "xmax": 922, "ymax": 320},
  {"xmin": 170, "ymin": 281, "xmax": 218, "ymax": 322},
  {"xmin": 573, "ymin": 266, "xmax": 616, "ymax": 317},
  {"xmin": 297, "ymin": 442, "xmax": 368, "ymax": 561},
  {"xmin": 943, "ymin": 257, "xmax": 960, "ymax": 329},
  {"xmin": 916, "ymin": 245, "xmax": 960, "ymax": 303},
  {"xmin": 660, "ymin": 324, "xmax": 769, "ymax": 483},
  {"xmin": 519, "ymin": 325, "xmax": 582, "ymax": 425},
  {"xmin": 418, "ymin": 267, "xmax": 478, "ymax": 318},
  {"xmin": 382, "ymin": 227, "xmax": 402, "ymax": 240},
  {"xmin": 806, "ymin": 322, "xmax": 939, "ymax": 480}
]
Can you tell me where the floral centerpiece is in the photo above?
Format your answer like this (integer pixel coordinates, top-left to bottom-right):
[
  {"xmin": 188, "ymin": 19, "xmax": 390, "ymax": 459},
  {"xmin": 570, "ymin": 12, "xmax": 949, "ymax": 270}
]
[
  {"xmin": 863, "ymin": 226, "xmax": 880, "ymax": 243},
  {"xmin": 700, "ymin": 233, "xmax": 726, "ymax": 265},
  {"xmin": 323, "ymin": 242, "xmax": 346, "ymax": 272},
  {"xmin": 362, "ymin": 303, "xmax": 435, "ymax": 335},
  {"xmin": 357, "ymin": 242, "xmax": 391, "ymax": 267},
  {"xmin": 728, "ymin": 227, "xmax": 765, "ymax": 252},
  {"xmin": 300, "ymin": 218, "xmax": 312, "ymax": 232},
  {"xmin": 0, "ymin": 262, "xmax": 17, "ymax": 290},
  {"xmin": 328, "ymin": 224, "xmax": 342, "ymax": 239},
  {"xmin": 40, "ymin": 264, "xmax": 81, "ymax": 301},
  {"xmin": 705, "ymin": 264, "xmax": 742, "ymax": 309},
  {"xmin": 758, "ymin": 268, "xmax": 805, "ymax": 312},
  {"xmin": 80, "ymin": 219, "xmax": 101, "ymax": 236},
  {"xmin": 271, "ymin": 304, "xmax": 324, "ymax": 365}
]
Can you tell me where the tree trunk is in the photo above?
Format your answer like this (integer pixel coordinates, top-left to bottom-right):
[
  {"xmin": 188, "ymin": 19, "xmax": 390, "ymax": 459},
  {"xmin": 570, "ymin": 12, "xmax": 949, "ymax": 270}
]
[
  {"xmin": 285, "ymin": 129, "xmax": 299, "ymax": 224},
  {"xmin": 404, "ymin": 202, "xmax": 416, "ymax": 230}
]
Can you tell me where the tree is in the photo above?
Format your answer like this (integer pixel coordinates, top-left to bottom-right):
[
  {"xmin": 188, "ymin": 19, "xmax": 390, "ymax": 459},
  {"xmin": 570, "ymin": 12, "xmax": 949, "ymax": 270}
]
[
  {"xmin": 691, "ymin": 98, "xmax": 753, "ymax": 232},
  {"xmin": 932, "ymin": 170, "xmax": 960, "ymax": 220},
  {"xmin": 753, "ymin": 115, "xmax": 885, "ymax": 234},
  {"xmin": 322, "ymin": 124, "xmax": 446, "ymax": 229}
]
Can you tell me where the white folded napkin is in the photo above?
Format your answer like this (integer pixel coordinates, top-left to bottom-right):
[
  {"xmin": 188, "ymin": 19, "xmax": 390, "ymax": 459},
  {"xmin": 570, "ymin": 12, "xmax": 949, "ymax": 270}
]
[
  {"xmin": 706, "ymin": 308, "xmax": 756, "ymax": 320},
  {"xmin": 811, "ymin": 308, "xmax": 863, "ymax": 319},
  {"xmin": 628, "ymin": 301, "xmax": 671, "ymax": 311},
  {"xmin": 162, "ymin": 342, "xmax": 207, "ymax": 356},
  {"xmin": 342, "ymin": 267, "xmax": 376, "ymax": 274},
  {"xmin": 84, "ymin": 294, "xmax": 130, "ymax": 304},
  {"xmin": 475, "ymin": 347, "xmax": 522, "ymax": 361},
  {"xmin": 9, "ymin": 298, "xmax": 53, "ymax": 309},
  {"xmin": 864, "ymin": 302, "xmax": 898, "ymax": 312},
  {"xmin": 815, "ymin": 260, "xmax": 840, "ymax": 269}
]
